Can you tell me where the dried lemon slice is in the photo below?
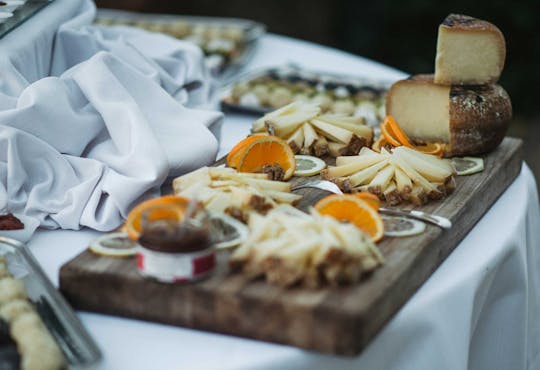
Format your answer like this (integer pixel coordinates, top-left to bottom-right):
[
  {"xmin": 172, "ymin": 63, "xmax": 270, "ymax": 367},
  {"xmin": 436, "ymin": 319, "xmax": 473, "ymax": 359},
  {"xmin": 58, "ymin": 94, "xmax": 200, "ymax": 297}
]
[
  {"xmin": 208, "ymin": 212, "xmax": 249, "ymax": 249},
  {"xmin": 294, "ymin": 155, "xmax": 326, "ymax": 177},
  {"xmin": 382, "ymin": 216, "xmax": 426, "ymax": 237},
  {"xmin": 451, "ymin": 157, "xmax": 484, "ymax": 176},
  {"xmin": 89, "ymin": 232, "xmax": 137, "ymax": 257}
]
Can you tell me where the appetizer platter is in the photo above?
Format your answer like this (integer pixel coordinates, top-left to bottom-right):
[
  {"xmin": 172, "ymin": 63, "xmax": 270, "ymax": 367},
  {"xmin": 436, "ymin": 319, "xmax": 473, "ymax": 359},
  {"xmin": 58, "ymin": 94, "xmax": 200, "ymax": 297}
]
[
  {"xmin": 94, "ymin": 9, "xmax": 265, "ymax": 78},
  {"xmin": 0, "ymin": 237, "xmax": 101, "ymax": 369},
  {"xmin": 59, "ymin": 14, "xmax": 523, "ymax": 355},
  {"xmin": 220, "ymin": 64, "xmax": 391, "ymax": 125},
  {"xmin": 0, "ymin": 0, "xmax": 55, "ymax": 39}
]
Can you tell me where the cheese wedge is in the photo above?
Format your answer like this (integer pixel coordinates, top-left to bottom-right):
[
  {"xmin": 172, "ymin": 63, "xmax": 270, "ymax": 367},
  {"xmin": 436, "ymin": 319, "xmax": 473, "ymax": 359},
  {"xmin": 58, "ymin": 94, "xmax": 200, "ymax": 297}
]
[
  {"xmin": 386, "ymin": 74, "xmax": 512, "ymax": 156},
  {"xmin": 434, "ymin": 14, "xmax": 506, "ymax": 85}
]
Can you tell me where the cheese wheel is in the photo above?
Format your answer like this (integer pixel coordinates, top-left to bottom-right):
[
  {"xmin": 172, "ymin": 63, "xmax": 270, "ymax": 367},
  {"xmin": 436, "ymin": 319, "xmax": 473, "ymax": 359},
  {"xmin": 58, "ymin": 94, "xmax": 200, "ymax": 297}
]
[
  {"xmin": 386, "ymin": 74, "xmax": 512, "ymax": 157},
  {"xmin": 434, "ymin": 14, "xmax": 506, "ymax": 85}
]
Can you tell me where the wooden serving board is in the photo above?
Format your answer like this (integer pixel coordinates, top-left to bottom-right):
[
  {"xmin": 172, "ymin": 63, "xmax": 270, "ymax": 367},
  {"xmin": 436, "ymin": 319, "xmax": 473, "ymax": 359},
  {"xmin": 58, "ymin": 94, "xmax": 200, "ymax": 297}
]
[{"xmin": 59, "ymin": 137, "xmax": 523, "ymax": 356}]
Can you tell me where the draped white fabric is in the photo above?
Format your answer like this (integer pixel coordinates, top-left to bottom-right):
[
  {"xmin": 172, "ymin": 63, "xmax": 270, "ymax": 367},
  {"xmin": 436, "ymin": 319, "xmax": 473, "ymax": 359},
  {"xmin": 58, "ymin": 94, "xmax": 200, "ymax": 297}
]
[{"xmin": 0, "ymin": 0, "xmax": 222, "ymax": 230}]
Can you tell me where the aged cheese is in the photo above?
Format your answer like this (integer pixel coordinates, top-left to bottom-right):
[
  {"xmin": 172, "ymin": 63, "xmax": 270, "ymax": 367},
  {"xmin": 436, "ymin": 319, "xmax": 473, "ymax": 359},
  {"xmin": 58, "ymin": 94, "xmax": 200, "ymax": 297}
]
[
  {"xmin": 386, "ymin": 74, "xmax": 512, "ymax": 156},
  {"xmin": 434, "ymin": 14, "xmax": 506, "ymax": 85}
]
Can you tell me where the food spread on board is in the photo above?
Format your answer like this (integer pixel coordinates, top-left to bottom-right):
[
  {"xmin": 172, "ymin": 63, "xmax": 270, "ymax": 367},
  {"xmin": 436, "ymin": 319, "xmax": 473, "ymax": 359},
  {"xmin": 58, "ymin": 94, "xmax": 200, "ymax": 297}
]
[
  {"xmin": 87, "ymin": 12, "xmax": 511, "ymax": 287},
  {"xmin": 57, "ymin": 13, "xmax": 519, "ymax": 356}
]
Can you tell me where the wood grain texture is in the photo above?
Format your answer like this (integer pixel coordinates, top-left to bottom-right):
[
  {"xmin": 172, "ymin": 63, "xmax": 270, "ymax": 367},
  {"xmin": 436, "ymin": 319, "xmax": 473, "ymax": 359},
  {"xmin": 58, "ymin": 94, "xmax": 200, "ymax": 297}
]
[{"xmin": 59, "ymin": 137, "xmax": 523, "ymax": 356}]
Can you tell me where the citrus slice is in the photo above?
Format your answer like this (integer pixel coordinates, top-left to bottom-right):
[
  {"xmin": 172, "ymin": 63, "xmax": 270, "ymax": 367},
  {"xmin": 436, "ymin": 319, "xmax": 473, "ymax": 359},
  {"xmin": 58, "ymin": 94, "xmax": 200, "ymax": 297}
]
[
  {"xmin": 235, "ymin": 136, "xmax": 296, "ymax": 180},
  {"xmin": 415, "ymin": 143, "xmax": 445, "ymax": 157},
  {"xmin": 208, "ymin": 212, "xmax": 249, "ymax": 249},
  {"xmin": 293, "ymin": 155, "xmax": 326, "ymax": 176},
  {"xmin": 89, "ymin": 232, "xmax": 137, "ymax": 257},
  {"xmin": 226, "ymin": 134, "xmax": 268, "ymax": 168},
  {"xmin": 382, "ymin": 116, "xmax": 415, "ymax": 148},
  {"xmin": 381, "ymin": 120, "xmax": 403, "ymax": 147},
  {"xmin": 380, "ymin": 116, "xmax": 444, "ymax": 157},
  {"xmin": 372, "ymin": 135, "xmax": 389, "ymax": 152},
  {"xmin": 125, "ymin": 195, "xmax": 190, "ymax": 240},
  {"xmin": 451, "ymin": 157, "xmax": 484, "ymax": 175},
  {"xmin": 354, "ymin": 192, "xmax": 381, "ymax": 211},
  {"xmin": 381, "ymin": 216, "xmax": 426, "ymax": 237},
  {"xmin": 314, "ymin": 194, "xmax": 384, "ymax": 242}
]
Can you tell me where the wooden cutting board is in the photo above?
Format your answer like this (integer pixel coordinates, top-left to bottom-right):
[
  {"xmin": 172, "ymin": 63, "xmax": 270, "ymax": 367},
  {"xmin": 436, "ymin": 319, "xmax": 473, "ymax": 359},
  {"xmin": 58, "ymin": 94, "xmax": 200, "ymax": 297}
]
[{"xmin": 59, "ymin": 137, "xmax": 523, "ymax": 356}]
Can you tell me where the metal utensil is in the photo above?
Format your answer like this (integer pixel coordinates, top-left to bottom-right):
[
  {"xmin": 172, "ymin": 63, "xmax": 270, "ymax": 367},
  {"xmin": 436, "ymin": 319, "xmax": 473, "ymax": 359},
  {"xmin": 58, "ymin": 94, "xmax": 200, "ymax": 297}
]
[{"xmin": 291, "ymin": 180, "xmax": 452, "ymax": 229}]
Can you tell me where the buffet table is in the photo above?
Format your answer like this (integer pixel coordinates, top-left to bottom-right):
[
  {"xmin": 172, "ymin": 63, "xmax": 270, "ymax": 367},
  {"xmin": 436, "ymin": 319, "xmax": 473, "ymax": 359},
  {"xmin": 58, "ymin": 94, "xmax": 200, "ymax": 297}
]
[
  {"xmin": 1, "ymin": 2, "xmax": 539, "ymax": 369},
  {"xmin": 24, "ymin": 34, "xmax": 540, "ymax": 370}
]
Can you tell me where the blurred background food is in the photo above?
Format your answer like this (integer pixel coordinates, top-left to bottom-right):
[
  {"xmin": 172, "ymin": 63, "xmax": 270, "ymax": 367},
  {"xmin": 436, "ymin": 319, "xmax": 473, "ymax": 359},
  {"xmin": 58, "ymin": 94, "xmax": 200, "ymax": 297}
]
[{"xmin": 95, "ymin": 0, "xmax": 540, "ymax": 191}]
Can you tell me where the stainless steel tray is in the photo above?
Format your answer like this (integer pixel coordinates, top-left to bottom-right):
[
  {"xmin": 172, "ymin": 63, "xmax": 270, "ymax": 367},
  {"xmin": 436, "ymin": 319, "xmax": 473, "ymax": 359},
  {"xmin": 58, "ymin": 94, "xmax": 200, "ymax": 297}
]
[
  {"xmin": 219, "ymin": 63, "xmax": 394, "ymax": 117},
  {"xmin": 95, "ymin": 9, "xmax": 266, "ymax": 80},
  {"xmin": 0, "ymin": 1, "xmax": 55, "ymax": 39},
  {"xmin": 0, "ymin": 236, "xmax": 101, "ymax": 370}
]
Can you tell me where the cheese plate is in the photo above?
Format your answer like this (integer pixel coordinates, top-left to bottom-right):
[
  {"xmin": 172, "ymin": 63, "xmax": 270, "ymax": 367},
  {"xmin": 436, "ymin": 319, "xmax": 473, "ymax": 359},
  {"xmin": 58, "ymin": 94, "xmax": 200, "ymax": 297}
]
[{"xmin": 59, "ymin": 137, "xmax": 522, "ymax": 355}]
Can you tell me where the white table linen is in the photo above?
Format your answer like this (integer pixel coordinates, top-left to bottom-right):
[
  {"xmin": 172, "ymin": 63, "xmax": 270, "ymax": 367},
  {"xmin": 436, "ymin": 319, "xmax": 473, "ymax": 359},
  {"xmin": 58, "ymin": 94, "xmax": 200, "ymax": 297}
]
[
  {"xmin": 0, "ymin": 0, "xmax": 222, "ymax": 231},
  {"xmin": 24, "ymin": 32, "xmax": 540, "ymax": 370}
]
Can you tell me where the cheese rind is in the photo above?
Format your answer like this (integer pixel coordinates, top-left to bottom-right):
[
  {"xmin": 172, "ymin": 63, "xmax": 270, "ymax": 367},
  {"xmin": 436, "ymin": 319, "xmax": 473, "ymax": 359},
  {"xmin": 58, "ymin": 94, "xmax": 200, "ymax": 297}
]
[
  {"xmin": 434, "ymin": 14, "xmax": 506, "ymax": 85},
  {"xmin": 386, "ymin": 74, "xmax": 512, "ymax": 156}
]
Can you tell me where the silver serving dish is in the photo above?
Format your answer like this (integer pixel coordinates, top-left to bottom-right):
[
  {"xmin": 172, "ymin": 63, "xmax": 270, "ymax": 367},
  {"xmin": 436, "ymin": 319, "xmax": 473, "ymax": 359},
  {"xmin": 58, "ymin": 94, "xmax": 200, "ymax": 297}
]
[
  {"xmin": 219, "ymin": 63, "xmax": 394, "ymax": 117},
  {"xmin": 0, "ymin": 1, "xmax": 55, "ymax": 39},
  {"xmin": 0, "ymin": 236, "xmax": 101, "ymax": 370},
  {"xmin": 95, "ymin": 9, "xmax": 266, "ymax": 80}
]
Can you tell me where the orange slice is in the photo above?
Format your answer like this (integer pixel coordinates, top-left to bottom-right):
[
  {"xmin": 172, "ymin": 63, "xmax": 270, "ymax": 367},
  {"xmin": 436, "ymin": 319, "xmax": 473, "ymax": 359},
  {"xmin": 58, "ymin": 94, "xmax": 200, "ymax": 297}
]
[
  {"xmin": 382, "ymin": 116, "xmax": 415, "ymax": 148},
  {"xmin": 380, "ymin": 116, "xmax": 445, "ymax": 157},
  {"xmin": 227, "ymin": 134, "xmax": 268, "ymax": 168},
  {"xmin": 354, "ymin": 192, "xmax": 381, "ymax": 211},
  {"xmin": 235, "ymin": 136, "xmax": 296, "ymax": 180},
  {"xmin": 125, "ymin": 195, "xmax": 190, "ymax": 240},
  {"xmin": 380, "ymin": 120, "xmax": 402, "ymax": 147},
  {"xmin": 372, "ymin": 135, "xmax": 390, "ymax": 152},
  {"xmin": 415, "ymin": 143, "xmax": 445, "ymax": 157},
  {"xmin": 314, "ymin": 194, "xmax": 384, "ymax": 242}
]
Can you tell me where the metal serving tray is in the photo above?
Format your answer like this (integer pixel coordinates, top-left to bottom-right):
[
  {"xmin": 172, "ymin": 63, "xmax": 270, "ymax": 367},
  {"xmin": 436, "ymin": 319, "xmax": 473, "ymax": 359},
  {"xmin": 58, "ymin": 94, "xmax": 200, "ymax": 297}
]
[
  {"xmin": 0, "ymin": 237, "xmax": 102, "ymax": 370},
  {"xmin": 95, "ymin": 9, "xmax": 266, "ymax": 80},
  {"xmin": 0, "ymin": 0, "xmax": 55, "ymax": 39},
  {"xmin": 220, "ymin": 63, "xmax": 394, "ymax": 116}
]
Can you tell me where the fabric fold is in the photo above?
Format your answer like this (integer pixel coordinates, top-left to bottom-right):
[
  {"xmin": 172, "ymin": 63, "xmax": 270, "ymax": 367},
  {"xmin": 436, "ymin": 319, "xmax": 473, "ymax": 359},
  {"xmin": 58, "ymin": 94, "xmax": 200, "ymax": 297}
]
[{"xmin": 0, "ymin": 51, "xmax": 221, "ymax": 230}]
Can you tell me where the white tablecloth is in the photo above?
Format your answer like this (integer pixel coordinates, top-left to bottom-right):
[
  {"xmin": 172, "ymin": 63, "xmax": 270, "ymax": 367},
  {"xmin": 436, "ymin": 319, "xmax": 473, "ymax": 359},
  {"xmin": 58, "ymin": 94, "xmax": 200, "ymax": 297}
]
[{"xmin": 22, "ymin": 31, "xmax": 540, "ymax": 370}]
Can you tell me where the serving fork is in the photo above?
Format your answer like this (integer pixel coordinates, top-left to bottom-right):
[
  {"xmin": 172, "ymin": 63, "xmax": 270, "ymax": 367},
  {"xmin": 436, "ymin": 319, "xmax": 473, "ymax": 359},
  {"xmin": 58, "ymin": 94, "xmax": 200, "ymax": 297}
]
[{"xmin": 291, "ymin": 180, "xmax": 452, "ymax": 229}]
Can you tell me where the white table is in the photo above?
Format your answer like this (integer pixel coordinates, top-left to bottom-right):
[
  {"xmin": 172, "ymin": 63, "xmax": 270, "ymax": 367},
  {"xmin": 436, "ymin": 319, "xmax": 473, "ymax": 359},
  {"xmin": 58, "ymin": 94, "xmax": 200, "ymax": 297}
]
[{"xmin": 27, "ymin": 35, "xmax": 540, "ymax": 370}]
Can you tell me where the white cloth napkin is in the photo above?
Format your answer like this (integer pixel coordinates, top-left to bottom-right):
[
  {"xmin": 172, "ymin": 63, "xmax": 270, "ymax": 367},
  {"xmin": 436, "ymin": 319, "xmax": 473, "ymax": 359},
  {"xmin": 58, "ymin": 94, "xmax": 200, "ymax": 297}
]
[{"xmin": 0, "ymin": 0, "xmax": 223, "ymax": 231}]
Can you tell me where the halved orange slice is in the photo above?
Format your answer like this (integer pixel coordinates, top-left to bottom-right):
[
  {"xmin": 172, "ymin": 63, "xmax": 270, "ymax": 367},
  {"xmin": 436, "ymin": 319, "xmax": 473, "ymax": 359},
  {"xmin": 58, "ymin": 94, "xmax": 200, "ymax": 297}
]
[
  {"xmin": 125, "ymin": 195, "xmax": 190, "ymax": 240},
  {"xmin": 354, "ymin": 192, "xmax": 381, "ymax": 211},
  {"xmin": 234, "ymin": 136, "xmax": 296, "ymax": 180},
  {"xmin": 314, "ymin": 194, "xmax": 384, "ymax": 242},
  {"xmin": 382, "ymin": 116, "xmax": 415, "ymax": 148},
  {"xmin": 226, "ymin": 134, "xmax": 268, "ymax": 168},
  {"xmin": 415, "ymin": 143, "xmax": 445, "ymax": 157}
]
